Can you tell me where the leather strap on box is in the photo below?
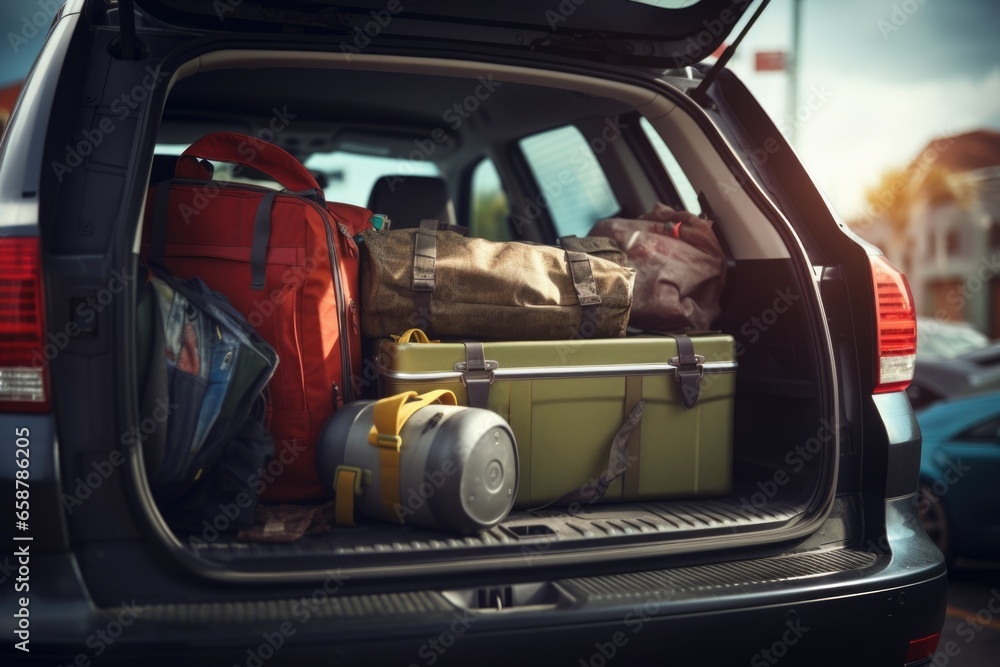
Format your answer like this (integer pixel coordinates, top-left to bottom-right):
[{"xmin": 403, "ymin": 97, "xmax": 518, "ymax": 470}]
[
  {"xmin": 461, "ymin": 342, "xmax": 493, "ymax": 409},
  {"xmin": 528, "ymin": 400, "xmax": 646, "ymax": 512},
  {"xmin": 623, "ymin": 375, "xmax": 643, "ymax": 501},
  {"xmin": 665, "ymin": 333, "xmax": 703, "ymax": 409},
  {"xmin": 565, "ymin": 250, "xmax": 601, "ymax": 339},
  {"xmin": 368, "ymin": 390, "xmax": 457, "ymax": 520}
]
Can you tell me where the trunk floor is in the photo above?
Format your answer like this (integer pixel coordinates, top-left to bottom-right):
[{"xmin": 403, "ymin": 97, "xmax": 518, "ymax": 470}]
[{"xmin": 187, "ymin": 496, "xmax": 805, "ymax": 569}]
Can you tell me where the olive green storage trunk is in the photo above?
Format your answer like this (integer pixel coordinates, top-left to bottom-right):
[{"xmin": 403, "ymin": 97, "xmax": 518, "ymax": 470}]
[{"xmin": 374, "ymin": 335, "xmax": 737, "ymax": 509}]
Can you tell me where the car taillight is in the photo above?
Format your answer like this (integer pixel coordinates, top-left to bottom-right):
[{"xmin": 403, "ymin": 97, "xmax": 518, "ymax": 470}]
[
  {"xmin": 870, "ymin": 255, "xmax": 916, "ymax": 394},
  {"xmin": 904, "ymin": 631, "xmax": 940, "ymax": 664},
  {"xmin": 0, "ymin": 237, "xmax": 49, "ymax": 411}
]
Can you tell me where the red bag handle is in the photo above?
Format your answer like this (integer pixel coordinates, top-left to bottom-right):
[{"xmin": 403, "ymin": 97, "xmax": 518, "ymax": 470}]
[{"xmin": 179, "ymin": 131, "xmax": 322, "ymax": 195}]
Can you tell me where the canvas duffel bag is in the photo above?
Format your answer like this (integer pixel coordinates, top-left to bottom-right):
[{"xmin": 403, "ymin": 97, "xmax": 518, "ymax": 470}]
[
  {"xmin": 590, "ymin": 203, "xmax": 727, "ymax": 332},
  {"xmin": 360, "ymin": 220, "xmax": 635, "ymax": 340}
]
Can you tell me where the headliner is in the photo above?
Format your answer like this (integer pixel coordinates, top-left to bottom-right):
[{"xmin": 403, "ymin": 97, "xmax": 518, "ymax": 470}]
[{"xmin": 159, "ymin": 66, "xmax": 633, "ymax": 164}]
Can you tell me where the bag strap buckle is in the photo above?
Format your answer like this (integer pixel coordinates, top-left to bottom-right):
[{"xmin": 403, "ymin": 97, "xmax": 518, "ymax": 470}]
[
  {"xmin": 333, "ymin": 465, "xmax": 368, "ymax": 496},
  {"xmin": 374, "ymin": 433, "xmax": 403, "ymax": 450},
  {"xmin": 565, "ymin": 250, "xmax": 601, "ymax": 337},
  {"xmin": 333, "ymin": 465, "xmax": 369, "ymax": 528}
]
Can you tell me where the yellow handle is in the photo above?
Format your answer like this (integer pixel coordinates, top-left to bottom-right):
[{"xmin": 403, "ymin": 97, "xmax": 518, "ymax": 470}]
[
  {"xmin": 392, "ymin": 328, "xmax": 437, "ymax": 344},
  {"xmin": 368, "ymin": 390, "xmax": 457, "ymax": 519}
]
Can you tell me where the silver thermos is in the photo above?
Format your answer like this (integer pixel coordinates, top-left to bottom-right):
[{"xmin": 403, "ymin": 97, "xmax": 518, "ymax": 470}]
[{"xmin": 317, "ymin": 390, "xmax": 518, "ymax": 535}]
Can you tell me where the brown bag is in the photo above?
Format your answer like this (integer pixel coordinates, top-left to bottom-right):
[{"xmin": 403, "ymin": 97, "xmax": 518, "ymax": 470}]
[
  {"xmin": 360, "ymin": 219, "xmax": 635, "ymax": 340},
  {"xmin": 590, "ymin": 204, "xmax": 726, "ymax": 332}
]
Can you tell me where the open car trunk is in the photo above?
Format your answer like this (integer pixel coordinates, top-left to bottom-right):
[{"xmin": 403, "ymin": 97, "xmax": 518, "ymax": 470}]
[{"xmin": 133, "ymin": 51, "xmax": 836, "ymax": 580}]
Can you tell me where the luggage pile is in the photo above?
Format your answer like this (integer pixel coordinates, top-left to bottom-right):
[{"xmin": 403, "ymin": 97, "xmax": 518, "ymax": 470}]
[{"xmin": 140, "ymin": 132, "xmax": 734, "ymax": 537}]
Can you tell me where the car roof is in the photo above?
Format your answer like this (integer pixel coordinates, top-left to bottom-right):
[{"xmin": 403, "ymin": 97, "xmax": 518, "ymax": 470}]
[{"xmin": 916, "ymin": 390, "xmax": 1000, "ymax": 432}]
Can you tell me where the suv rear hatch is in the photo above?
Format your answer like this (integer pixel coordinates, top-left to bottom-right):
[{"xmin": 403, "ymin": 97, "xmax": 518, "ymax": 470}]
[
  {"xmin": 131, "ymin": 0, "xmax": 755, "ymax": 67},
  {"xmin": 58, "ymin": 0, "xmax": 854, "ymax": 588}
]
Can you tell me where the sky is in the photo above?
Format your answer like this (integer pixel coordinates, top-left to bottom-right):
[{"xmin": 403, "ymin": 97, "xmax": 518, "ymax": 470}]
[
  {"xmin": 1, "ymin": 0, "xmax": 999, "ymax": 220},
  {"xmin": 721, "ymin": 0, "xmax": 1000, "ymax": 219}
]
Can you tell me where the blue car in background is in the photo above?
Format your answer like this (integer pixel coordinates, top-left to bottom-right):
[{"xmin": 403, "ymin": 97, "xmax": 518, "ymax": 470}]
[{"xmin": 917, "ymin": 391, "xmax": 1000, "ymax": 563}]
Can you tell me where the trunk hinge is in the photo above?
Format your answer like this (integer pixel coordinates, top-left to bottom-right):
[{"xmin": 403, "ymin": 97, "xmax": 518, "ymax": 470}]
[{"xmin": 689, "ymin": 0, "xmax": 772, "ymax": 109}]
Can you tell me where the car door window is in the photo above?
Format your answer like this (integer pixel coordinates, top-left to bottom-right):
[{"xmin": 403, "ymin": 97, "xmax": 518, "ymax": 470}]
[
  {"xmin": 519, "ymin": 125, "xmax": 619, "ymax": 238},
  {"xmin": 469, "ymin": 157, "xmax": 512, "ymax": 241}
]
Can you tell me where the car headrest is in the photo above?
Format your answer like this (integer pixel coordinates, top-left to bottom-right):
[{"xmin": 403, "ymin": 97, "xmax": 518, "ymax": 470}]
[{"xmin": 366, "ymin": 175, "xmax": 456, "ymax": 229}]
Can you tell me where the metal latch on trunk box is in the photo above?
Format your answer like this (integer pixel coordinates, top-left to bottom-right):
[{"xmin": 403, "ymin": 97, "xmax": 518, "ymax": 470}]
[
  {"xmin": 666, "ymin": 334, "xmax": 704, "ymax": 409},
  {"xmin": 667, "ymin": 354, "xmax": 705, "ymax": 375},
  {"xmin": 456, "ymin": 342, "xmax": 498, "ymax": 409}
]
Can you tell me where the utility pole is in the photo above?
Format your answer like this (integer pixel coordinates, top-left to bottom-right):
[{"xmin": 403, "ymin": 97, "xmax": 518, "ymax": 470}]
[{"xmin": 787, "ymin": 0, "xmax": 802, "ymax": 146}]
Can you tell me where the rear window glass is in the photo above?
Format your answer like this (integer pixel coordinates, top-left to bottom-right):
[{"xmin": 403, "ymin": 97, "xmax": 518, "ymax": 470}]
[{"xmin": 519, "ymin": 125, "xmax": 619, "ymax": 238}]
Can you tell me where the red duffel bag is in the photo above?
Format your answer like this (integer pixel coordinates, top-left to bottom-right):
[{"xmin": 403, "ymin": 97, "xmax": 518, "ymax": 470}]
[
  {"xmin": 590, "ymin": 203, "xmax": 726, "ymax": 332},
  {"xmin": 142, "ymin": 132, "xmax": 371, "ymax": 502}
]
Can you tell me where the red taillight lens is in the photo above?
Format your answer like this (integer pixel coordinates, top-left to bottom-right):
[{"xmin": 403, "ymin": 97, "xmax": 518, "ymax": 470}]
[
  {"xmin": 0, "ymin": 237, "xmax": 49, "ymax": 411},
  {"xmin": 870, "ymin": 255, "xmax": 917, "ymax": 394},
  {"xmin": 904, "ymin": 631, "xmax": 940, "ymax": 664}
]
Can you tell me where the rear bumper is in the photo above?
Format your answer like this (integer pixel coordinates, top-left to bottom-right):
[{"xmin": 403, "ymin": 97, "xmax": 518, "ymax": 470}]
[{"xmin": 5, "ymin": 496, "xmax": 946, "ymax": 666}]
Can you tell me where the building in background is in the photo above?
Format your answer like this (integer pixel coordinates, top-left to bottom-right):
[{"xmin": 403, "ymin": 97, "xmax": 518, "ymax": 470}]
[
  {"xmin": 0, "ymin": 81, "xmax": 22, "ymax": 134},
  {"xmin": 851, "ymin": 130, "xmax": 1000, "ymax": 338}
]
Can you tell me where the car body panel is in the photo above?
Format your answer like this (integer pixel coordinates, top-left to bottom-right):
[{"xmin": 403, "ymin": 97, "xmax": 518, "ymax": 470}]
[{"xmin": 1, "ymin": 497, "xmax": 947, "ymax": 665}]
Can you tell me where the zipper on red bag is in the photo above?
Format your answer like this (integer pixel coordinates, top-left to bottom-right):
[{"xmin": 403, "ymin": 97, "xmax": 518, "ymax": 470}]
[
  {"xmin": 298, "ymin": 198, "xmax": 354, "ymax": 406},
  {"xmin": 336, "ymin": 222, "xmax": 359, "ymax": 258}
]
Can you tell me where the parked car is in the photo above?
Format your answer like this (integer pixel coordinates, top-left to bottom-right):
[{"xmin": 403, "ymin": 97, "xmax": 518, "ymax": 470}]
[
  {"xmin": 915, "ymin": 317, "xmax": 990, "ymax": 362},
  {"xmin": 0, "ymin": 1, "xmax": 946, "ymax": 665},
  {"xmin": 908, "ymin": 319, "xmax": 1000, "ymax": 409},
  {"xmin": 917, "ymin": 391, "xmax": 1000, "ymax": 563}
]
